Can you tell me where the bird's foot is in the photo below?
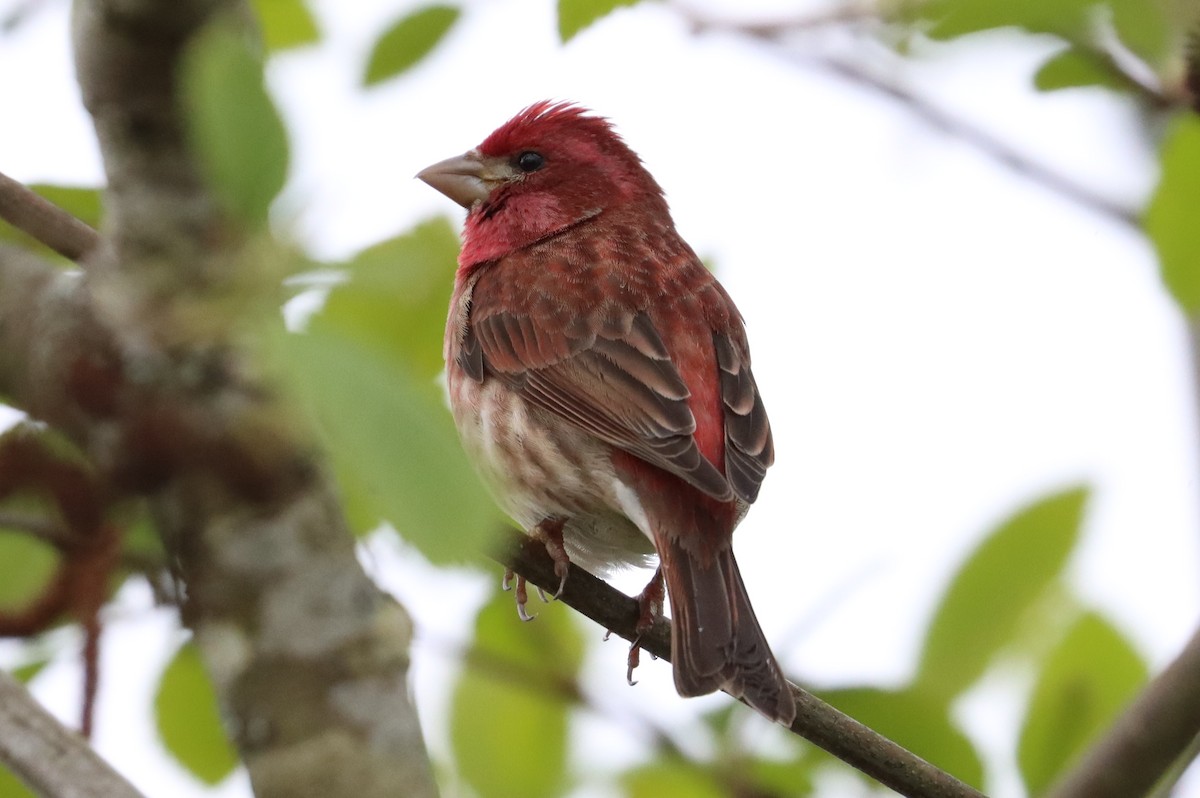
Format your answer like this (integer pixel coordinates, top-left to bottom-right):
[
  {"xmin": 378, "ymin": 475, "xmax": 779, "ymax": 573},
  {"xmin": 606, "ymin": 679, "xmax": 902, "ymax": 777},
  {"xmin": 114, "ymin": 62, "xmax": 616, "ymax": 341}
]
[
  {"xmin": 531, "ymin": 516, "xmax": 570, "ymax": 599},
  {"xmin": 502, "ymin": 569, "xmax": 536, "ymax": 622},
  {"xmin": 502, "ymin": 517, "xmax": 570, "ymax": 621},
  {"xmin": 626, "ymin": 567, "xmax": 665, "ymax": 685}
]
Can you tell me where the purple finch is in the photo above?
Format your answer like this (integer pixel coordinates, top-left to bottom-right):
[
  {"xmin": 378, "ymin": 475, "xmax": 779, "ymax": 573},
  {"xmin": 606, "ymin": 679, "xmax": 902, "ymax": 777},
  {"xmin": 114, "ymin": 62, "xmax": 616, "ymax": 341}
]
[{"xmin": 419, "ymin": 102, "xmax": 794, "ymax": 724}]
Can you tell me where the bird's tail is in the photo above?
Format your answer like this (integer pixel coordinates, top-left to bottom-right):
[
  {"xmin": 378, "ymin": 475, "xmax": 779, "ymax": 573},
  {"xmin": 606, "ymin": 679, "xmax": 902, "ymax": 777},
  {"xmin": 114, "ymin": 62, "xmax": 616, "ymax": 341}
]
[{"xmin": 659, "ymin": 538, "xmax": 796, "ymax": 725}]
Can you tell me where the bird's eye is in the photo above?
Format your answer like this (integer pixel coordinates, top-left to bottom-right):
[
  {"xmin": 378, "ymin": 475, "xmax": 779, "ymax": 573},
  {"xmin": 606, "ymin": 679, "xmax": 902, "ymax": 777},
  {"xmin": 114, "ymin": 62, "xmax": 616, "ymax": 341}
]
[{"xmin": 515, "ymin": 151, "xmax": 545, "ymax": 173}]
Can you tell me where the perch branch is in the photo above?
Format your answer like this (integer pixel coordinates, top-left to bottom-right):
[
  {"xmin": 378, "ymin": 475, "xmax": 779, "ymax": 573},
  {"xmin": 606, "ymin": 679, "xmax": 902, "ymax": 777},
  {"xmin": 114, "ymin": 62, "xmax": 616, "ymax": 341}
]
[{"xmin": 499, "ymin": 532, "xmax": 987, "ymax": 798}]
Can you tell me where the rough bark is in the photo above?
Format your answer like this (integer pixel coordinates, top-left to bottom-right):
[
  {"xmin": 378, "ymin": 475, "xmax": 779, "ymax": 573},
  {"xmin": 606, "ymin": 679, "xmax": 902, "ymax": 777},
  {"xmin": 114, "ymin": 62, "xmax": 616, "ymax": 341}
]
[{"xmin": 0, "ymin": 1, "xmax": 439, "ymax": 796}]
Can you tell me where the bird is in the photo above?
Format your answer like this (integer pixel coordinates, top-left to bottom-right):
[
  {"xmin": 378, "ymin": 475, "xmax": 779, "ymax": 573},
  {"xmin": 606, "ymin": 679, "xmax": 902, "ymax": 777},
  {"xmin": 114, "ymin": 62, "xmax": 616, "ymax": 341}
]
[{"xmin": 418, "ymin": 101, "xmax": 795, "ymax": 724}]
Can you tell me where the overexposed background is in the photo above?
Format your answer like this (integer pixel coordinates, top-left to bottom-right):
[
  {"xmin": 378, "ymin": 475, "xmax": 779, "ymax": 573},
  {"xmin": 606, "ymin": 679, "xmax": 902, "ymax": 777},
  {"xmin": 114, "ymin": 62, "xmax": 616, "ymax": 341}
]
[{"xmin": 1, "ymin": 0, "xmax": 1196, "ymax": 795}]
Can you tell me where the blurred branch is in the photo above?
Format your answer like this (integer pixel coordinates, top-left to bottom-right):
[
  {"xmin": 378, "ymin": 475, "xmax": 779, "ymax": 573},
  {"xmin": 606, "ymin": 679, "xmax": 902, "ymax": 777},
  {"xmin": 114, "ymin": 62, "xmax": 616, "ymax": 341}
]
[
  {"xmin": 1, "ymin": 0, "xmax": 52, "ymax": 33},
  {"xmin": 1046, "ymin": 622, "xmax": 1200, "ymax": 798},
  {"xmin": 0, "ymin": 509, "xmax": 75, "ymax": 548},
  {"xmin": 808, "ymin": 53, "xmax": 1141, "ymax": 228},
  {"xmin": 0, "ymin": 170, "xmax": 99, "ymax": 262},
  {"xmin": 677, "ymin": 6, "xmax": 1142, "ymax": 229},
  {"xmin": 499, "ymin": 532, "xmax": 987, "ymax": 798},
  {"xmin": 0, "ymin": 669, "xmax": 147, "ymax": 798}
]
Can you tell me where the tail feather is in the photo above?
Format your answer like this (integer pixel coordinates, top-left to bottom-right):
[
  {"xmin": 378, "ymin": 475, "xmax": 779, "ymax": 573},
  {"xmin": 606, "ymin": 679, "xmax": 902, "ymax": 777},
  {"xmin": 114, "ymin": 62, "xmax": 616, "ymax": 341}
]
[{"xmin": 661, "ymin": 541, "xmax": 795, "ymax": 724}]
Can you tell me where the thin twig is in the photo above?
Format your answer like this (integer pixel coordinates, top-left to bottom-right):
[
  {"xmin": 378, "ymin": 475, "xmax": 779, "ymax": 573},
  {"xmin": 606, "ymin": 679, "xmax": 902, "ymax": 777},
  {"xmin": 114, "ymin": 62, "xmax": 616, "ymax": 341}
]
[
  {"xmin": 0, "ymin": 669, "xmax": 147, "ymax": 798},
  {"xmin": 0, "ymin": 171, "xmax": 100, "ymax": 262},
  {"xmin": 499, "ymin": 532, "xmax": 987, "ymax": 798},
  {"xmin": 810, "ymin": 53, "xmax": 1141, "ymax": 228},
  {"xmin": 679, "ymin": 6, "xmax": 1142, "ymax": 229}
]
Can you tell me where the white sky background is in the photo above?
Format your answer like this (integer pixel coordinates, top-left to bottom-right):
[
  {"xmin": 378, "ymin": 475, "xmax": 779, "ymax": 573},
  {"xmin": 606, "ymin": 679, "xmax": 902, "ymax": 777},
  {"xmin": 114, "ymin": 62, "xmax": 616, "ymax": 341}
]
[{"xmin": 1, "ymin": 0, "xmax": 1199, "ymax": 795}]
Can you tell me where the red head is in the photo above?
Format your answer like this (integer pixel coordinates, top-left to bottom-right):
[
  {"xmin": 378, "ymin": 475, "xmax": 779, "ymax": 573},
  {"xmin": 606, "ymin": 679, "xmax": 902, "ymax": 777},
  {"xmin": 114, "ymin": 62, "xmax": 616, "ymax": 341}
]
[{"xmin": 418, "ymin": 102, "xmax": 669, "ymax": 266}]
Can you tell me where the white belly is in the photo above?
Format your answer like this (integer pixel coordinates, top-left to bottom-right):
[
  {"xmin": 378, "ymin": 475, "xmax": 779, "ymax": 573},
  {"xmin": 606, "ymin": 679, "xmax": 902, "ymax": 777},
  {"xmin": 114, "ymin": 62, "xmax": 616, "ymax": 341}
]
[{"xmin": 451, "ymin": 374, "xmax": 657, "ymax": 574}]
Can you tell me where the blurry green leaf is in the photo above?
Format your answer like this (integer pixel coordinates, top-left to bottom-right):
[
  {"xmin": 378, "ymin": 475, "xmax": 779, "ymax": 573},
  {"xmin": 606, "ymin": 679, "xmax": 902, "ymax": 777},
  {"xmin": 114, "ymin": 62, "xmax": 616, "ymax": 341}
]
[
  {"xmin": 1145, "ymin": 115, "xmax": 1200, "ymax": 315},
  {"xmin": 10, "ymin": 658, "xmax": 48, "ymax": 684},
  {"xmin": 451, "ymin": 588, "xmax": 584, "ymax": 798},
  {"xmin": 251, "ymin": 0, "xmax": 320, "ymax": 51},
  {"xmin": 182, "ymin": 22, "xmax": 290, "ymax": 227},
  {"xmin": 558, "ymin": 0, "xmax": 639, "ymax": 42},
  {"xmin": 744, "ymin": 755, "xmax": 817, "ymax": 796},
  {"xmin": 1108, "ymin": 0, "xmax": 1170, "ymax": 66},
  {"xmin": 284, "ymin": 325, "xmax": 501, "ymax": 563},
  {"xmin": 915, "ymin": 487, "xmax": 1088, "ymax": 701},
  {"xmin": 818, "ymin": 686, "xmax": 984, "ymax": 787},
  {"xmin": 0, "ymin": 533, "xmax": 58, "ymax": 611},
  {"xmin": 315, "ymin": 218, "xmax": 460, "ymax": 381},
  {"xmin": 0, "ymin": 765, "xmax": 35, "ymax": 798},
  {"xmin": 623, "ymin": 762, "xmax": 727, "ymax": 798},
  {"xmin": 155, "ymin": 641, "xmax": 238, "ymax": 785},
  {"xmin": 1033, "ymin": 47, "xmax": 1125, "ymax": 92},
  {"xmin": 363, "ymin": 5, "xmax": 459, "ymax": 86},
  {"xmin": 1017, "ymin": 611, "xmax": 1147, "ymax": 793},
  {"xmin": 915, "ymin": 0, "xmax": 1094, "ymax": 40}
]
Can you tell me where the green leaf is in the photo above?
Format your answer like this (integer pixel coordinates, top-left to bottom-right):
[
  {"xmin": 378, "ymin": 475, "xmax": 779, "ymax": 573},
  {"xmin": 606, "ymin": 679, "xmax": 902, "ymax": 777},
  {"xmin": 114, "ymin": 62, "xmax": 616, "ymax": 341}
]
[
  {"xmin": 818, "ymin": 686, "xmax": 985, "ymax": 787},
  {"xmin": 915, "ymin": 0, "xmax": 1094, "ymax": 40},
  {"xmin": 1034, "ymin": 47, "xmax": 1125, "ymax": 92},
  {"xmin": 0, "ymin": 532, "xmax": 58, "ymax": 612},
  {"xmin": 915, "ymin": 487, "xmax": 1088, "ymax": 701},
  {"xmin": 451, "ymin": 588, "xmax": 584, "ymax": 798},
  {"xmin": 120, "ymin": 514, "xmax": 166, "ymax": 571},
  {"xmin": 622, "ymin": 762, "xmax": 727, "ymax": 798},
  {"xmin": 315, "ymin": 218, "xmax": 460, "ymax": 382},
  {"xmin": 1145, "ymin": 115, "xmax": 1200, "ymax": 315},
  {"xmin": 743, "ymin": 755, "xmax": 817, "ymax": 796},
  {"xmin": 10, "ymin": 658, "xmax": 49, "ymax": 683},
  {"xmin": 1108, "ymin": 0, "xmax": 1170, "ymax": 66},
  {"xmin": 363, "ymin": 5, "xmax": 459, "ymax": 86},
  {"xmin": 558, "ymin": 0, "xmax": 639, "ymax": 42},
  {"xmin": 155, "ymin": 641, "xmax": 239, "ymax": 785},
  {"xmin": 1017, "ymin": 611, "xmax": 1148, "ymax": 793},
  {"xmin": 283, "ymin": 325, "xmax": 502, "ymax": 562},
  {"xmin": 251, "ymin": 0, "xmax": 320, "ymax": 51},
  {"xmin": 182, "ymin": 21, "xmax": 290, "ymax": 227},
  {"xmin": 0, "ymin": 765, "xmax": 35, "ymax": 798}
]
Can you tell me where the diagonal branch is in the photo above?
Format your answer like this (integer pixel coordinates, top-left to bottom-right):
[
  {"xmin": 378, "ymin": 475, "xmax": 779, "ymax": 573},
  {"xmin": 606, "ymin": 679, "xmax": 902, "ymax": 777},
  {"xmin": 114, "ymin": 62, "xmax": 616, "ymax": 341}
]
[
  {"xmin": 0, "ymin": 669, "xmax": 147, "ymax": 798},
  {"xmin": 678, "ymin": 6, "xmax": 1142, "ymax": 229},
  {"xmin": 806, "ymin": 53, "xmax": 1141, "ymax": 228},
  {"xmin": 0, "ymin": 171, "xmax": 100, "ymax": 262},
  {"xmin": 499, "ymin": 532, "xmax": 987, "ymax": 798},
  {"xmin": 1046, "ymin": 622, "xmax": 1200, "ymax": 798}
]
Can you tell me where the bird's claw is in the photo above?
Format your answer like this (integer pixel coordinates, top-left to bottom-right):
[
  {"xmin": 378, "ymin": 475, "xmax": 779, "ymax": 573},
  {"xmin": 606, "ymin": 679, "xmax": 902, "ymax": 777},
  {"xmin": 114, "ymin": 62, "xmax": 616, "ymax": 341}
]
[
  {"xmin": 532, "ymin": 518, "xmax": 570, "ymax": 600},
  {"xmin": 624, "ymin": 567, "xmax": 666, "ymax": 685},
  {"xmin": 510, "ymin": 573, "xmax": 537, "ymax": 622},
  {"xmin": 635, "ymin": 567, "xmax": 665, "ymax": 632},
  {"xmin": 626, "ymin": 637, "xmax": 642, "ymax": 686}
]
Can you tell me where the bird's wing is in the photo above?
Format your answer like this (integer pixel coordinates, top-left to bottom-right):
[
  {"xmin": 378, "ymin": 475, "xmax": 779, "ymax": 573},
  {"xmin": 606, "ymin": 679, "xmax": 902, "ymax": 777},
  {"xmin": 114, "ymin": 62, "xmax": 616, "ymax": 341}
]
[
  {"xmin": 460, "ymin": 278, "xmax": 737, "ymax": 502},
  {"xmin": 714, "ymin": 331, "xmax": 773, "ymax": 503}
]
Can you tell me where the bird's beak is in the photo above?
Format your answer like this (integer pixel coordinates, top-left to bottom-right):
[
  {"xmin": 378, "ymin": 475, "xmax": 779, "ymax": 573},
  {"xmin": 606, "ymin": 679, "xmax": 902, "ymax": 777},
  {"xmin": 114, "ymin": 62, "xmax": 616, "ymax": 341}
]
[{"xmin": 416, "ymin": 151, "xmax": 494, "ymax": 209}]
